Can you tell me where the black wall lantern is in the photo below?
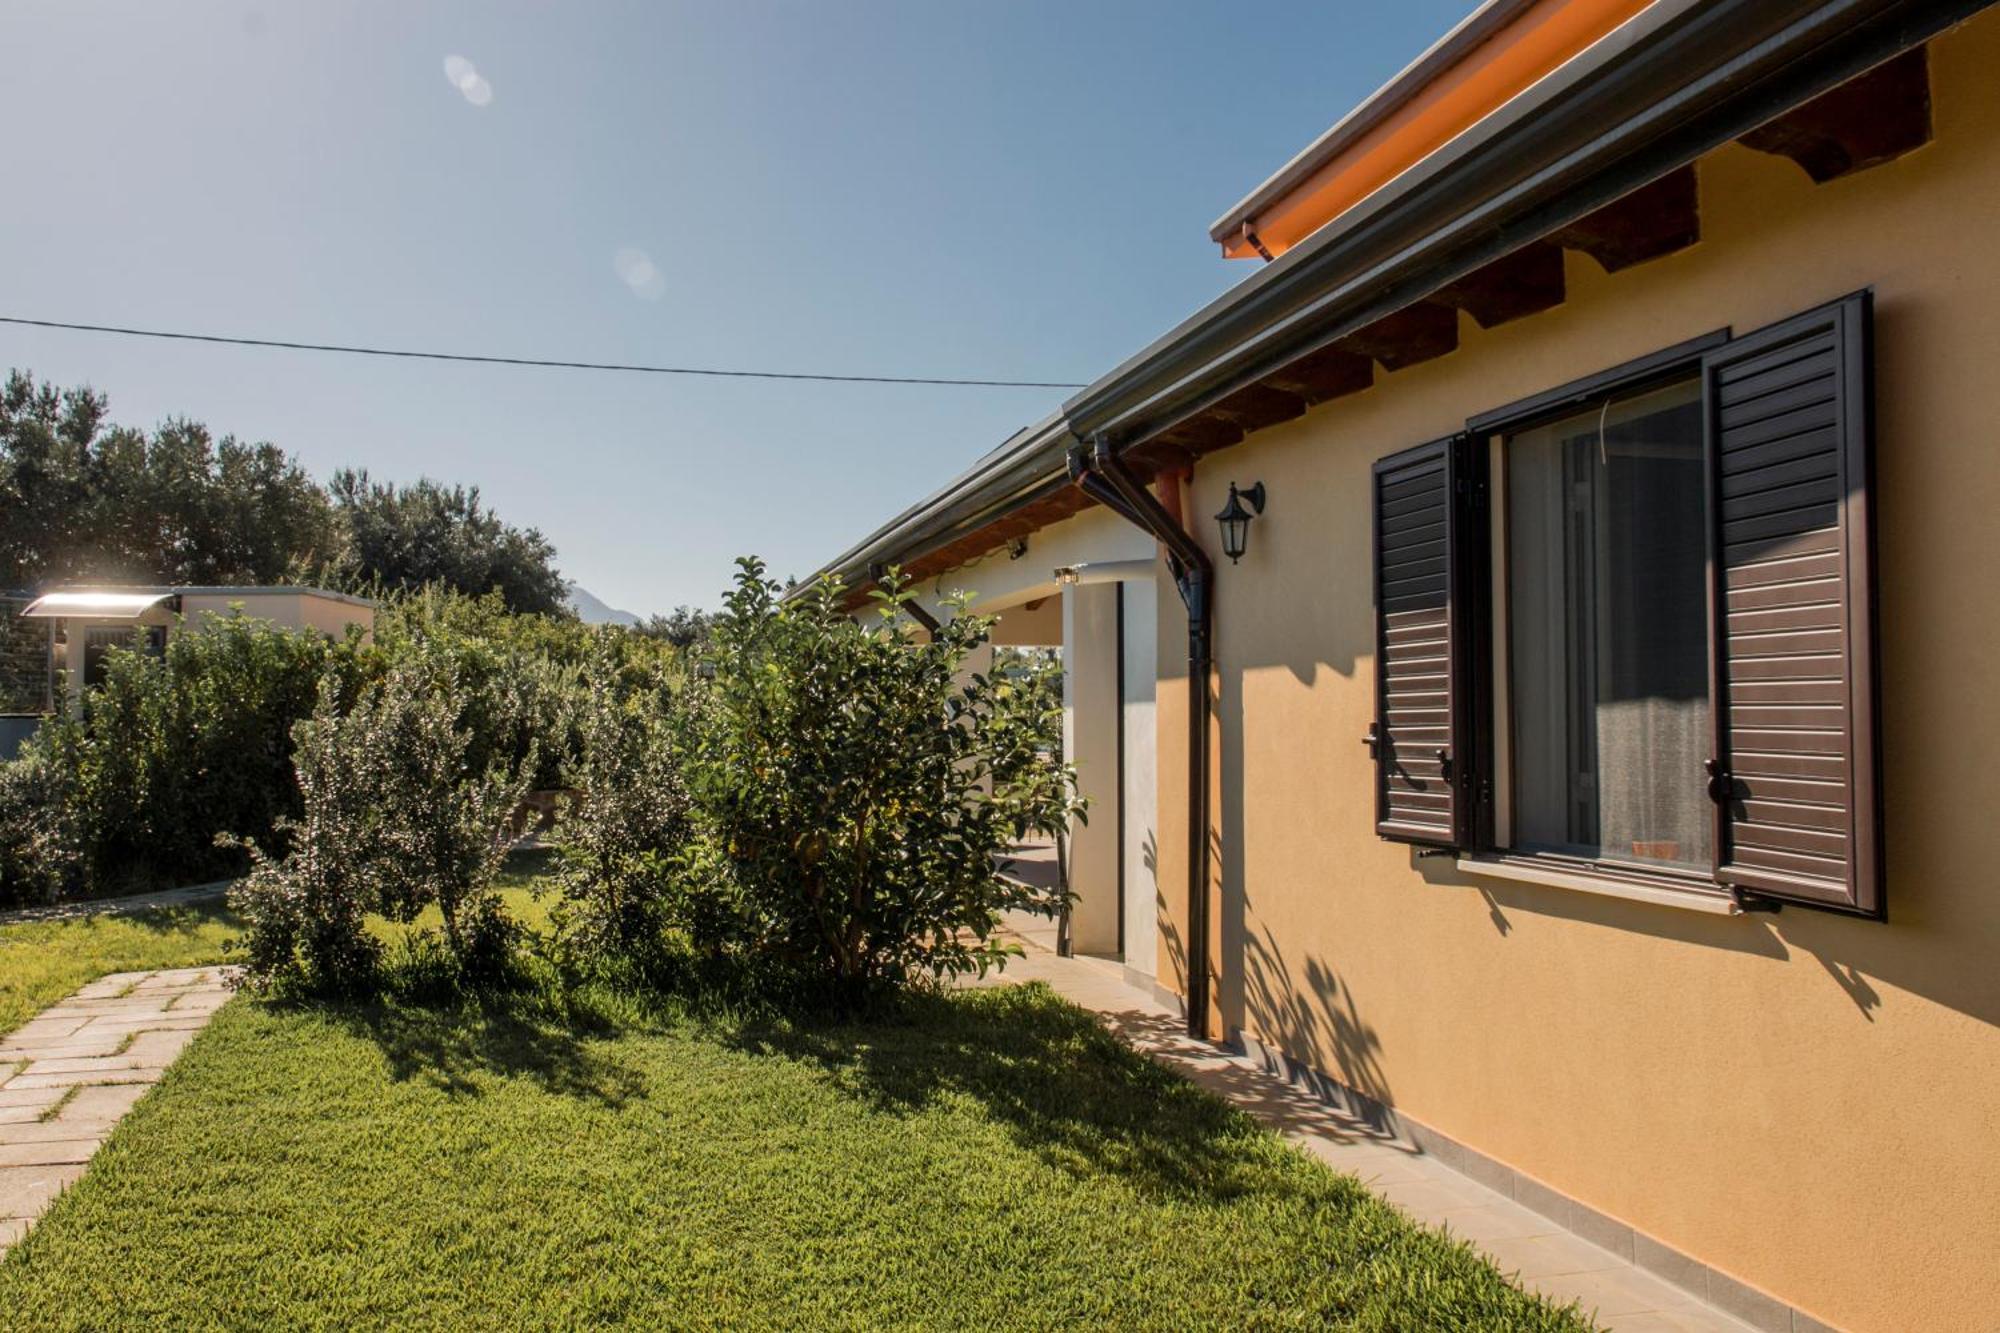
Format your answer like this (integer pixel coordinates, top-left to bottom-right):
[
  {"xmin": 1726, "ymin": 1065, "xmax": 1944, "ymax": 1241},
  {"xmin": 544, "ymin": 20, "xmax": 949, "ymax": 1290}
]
[{"xmin": 1213, "ymin": 481, "xmax": 1265, "ymax": 564}]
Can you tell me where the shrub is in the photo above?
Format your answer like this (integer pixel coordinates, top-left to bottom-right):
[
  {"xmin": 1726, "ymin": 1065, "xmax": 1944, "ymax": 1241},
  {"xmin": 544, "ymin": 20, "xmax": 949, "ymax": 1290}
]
[
  {"xmin": 369, "ymin": 586, "xmax": 676, "ymax": 792},
  {"xmin": 231, "ymin": 652, "xmax": 534, "ymax": 995},
  {"xmin": 0, "ymin": 750, "xmax": 80, "ymax": 907},
  {"xmin": 673, "ymin": 559, "xmax": 1081, "ymax": 1005},
  {"xmin": 29, "ymin": 612, "xmax": 360, "ymax": 897},
  {"xmin": 227, "ymin": 679, "xmax": 388, "ymax": 995},
  {"xmin": 548, "ymin": 645, "xmax": 690, "ymax": 983},
  {"xmin": 368, "ymin": 652, "xmax": 533, "ymax": 984}
]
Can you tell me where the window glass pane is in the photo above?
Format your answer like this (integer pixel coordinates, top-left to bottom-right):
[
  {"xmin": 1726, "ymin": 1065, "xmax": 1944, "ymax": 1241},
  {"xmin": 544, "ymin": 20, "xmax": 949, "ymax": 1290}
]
[{"xmin": 1505, "ymin": 379, "xmax": 1709, "ymax": 869}]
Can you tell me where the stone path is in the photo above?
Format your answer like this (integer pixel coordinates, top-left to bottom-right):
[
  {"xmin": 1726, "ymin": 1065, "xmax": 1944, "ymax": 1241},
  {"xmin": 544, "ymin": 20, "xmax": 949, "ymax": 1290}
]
[
  {"xmin": 0, "ymin": 880, "xmax": 234, "ymax": 927},
  {"xmin": 972, "ymin": 945, "xmax": 1758, "ymax": 1333},
  {"xmin": 0, "ymin": 967, "xmax": 234, "ymax": 1258}
]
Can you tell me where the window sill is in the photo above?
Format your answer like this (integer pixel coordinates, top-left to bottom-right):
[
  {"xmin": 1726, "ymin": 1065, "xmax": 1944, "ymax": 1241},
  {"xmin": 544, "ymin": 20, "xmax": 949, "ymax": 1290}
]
[{"xmin": 1455, "ymin": 855, "xmax": 1741, "ymax": 916}]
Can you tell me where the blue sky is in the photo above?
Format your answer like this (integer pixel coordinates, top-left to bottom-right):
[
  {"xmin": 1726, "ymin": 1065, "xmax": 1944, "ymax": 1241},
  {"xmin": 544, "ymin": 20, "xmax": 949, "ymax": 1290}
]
[{"xmin": 0, "ymin": 1, "xmax": 1473, "ymax": 616}]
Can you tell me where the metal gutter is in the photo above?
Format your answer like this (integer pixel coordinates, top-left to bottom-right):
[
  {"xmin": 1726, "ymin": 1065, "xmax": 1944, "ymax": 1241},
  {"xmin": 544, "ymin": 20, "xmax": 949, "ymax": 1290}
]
[
  {"xmin": 1070, "ymin": 0, "xmax": 1989, "ymax": 448},
  {"xmin": 1206, "ymin": 0, "xmax": 1539, "ymax": 246},
  {"xmin": 806, "ymin": 414, "xmax": 1077, "ymax": 594}
]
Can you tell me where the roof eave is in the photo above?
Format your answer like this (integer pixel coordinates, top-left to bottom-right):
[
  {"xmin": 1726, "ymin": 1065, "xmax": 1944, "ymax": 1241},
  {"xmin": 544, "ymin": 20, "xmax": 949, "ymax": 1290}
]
[
  {"xmin": 808, "ymin": 0, "xmax": 1985, "ymax": 591},
  {"xmin": 1071, "ymin": 0, "xmax": 1985, "ymax": 448},
  {"xmin": 804, "ymin": 414, "xmax": 1077, "ymax": 594},
  {"xmin": 1206, "ymin": 0, "xmax": 1539, "ymax": 246}
]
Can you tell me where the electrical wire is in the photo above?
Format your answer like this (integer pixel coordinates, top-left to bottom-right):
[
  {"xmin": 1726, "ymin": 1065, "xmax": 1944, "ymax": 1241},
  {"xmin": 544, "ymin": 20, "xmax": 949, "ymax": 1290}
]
[{"xmin": 0, "ymin": 316, "xmax": 1086, "ymax": 390}]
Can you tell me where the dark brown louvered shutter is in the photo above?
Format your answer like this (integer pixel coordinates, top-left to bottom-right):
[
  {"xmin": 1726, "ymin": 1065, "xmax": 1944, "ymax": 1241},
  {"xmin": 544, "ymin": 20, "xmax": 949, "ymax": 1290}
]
[
  {"xmin": 1370, "ymin": 435, "xmax": 1473, "ymax": 846},
  {"xmin": 1702, "ymin": 292, "xmax": 1882, "ymax": 916}
]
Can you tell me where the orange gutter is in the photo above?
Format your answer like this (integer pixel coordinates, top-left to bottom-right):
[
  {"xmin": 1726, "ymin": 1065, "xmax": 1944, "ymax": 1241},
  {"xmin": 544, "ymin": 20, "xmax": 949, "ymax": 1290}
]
[{"xmin": 1217, "ymin": 0, "xmax": 1655, "ymax": 260}]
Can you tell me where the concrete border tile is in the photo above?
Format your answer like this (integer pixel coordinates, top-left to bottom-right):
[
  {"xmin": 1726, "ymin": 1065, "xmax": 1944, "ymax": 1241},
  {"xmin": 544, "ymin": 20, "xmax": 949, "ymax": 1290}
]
[{"xmin": 1707, "ymin": 1268, "xmax": 1792, "ymax": 1332}]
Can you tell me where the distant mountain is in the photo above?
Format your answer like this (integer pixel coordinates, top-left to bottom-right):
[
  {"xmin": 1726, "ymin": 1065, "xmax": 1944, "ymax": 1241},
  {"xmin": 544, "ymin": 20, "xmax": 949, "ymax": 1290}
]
[{"xmin": 565, "ymin": 582, "xmax": 641, "ymax": 627}]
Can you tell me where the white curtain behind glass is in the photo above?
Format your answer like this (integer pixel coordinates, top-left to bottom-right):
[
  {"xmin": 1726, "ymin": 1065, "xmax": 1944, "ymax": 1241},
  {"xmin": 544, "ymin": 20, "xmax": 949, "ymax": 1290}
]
[{"xmin": 1506, "ymin": 380, "xmax": 1710, "ymax": 869}]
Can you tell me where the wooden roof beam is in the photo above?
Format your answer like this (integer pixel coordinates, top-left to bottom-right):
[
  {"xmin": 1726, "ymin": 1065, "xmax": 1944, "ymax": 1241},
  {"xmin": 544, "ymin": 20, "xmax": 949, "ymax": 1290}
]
[
  {"xmin": 1147, "ymin": 414, "xmax": 1246, "ymax": 459},
  {"xmin": 1553, "ymin": 164, "xmax": 1700, "ymax": 272},
  {"xmin": 1431, "ymin": 239, "xmax": 1567, "ymax": 329},
  {"xmin": 1337, "ymin": 301, "xmax": 1460, "ymax": 372},
  {"xmin": 1205, "ymin": 382, "xmax": 1307, "ymax": 434},
  {"xmin": 1260, "ymin": 343, "xmax": 1375, "ymax": 405},
  {"xmin": 1738, "ymin": 46, "xmax": 1930, "ymax": 183}
]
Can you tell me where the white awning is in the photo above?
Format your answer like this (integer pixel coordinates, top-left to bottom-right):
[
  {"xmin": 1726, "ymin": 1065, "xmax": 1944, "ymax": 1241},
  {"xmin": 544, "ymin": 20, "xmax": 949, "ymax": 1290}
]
[{"xmin": 19, "ymin": 592, "xmax": 177, "ymax": 620}]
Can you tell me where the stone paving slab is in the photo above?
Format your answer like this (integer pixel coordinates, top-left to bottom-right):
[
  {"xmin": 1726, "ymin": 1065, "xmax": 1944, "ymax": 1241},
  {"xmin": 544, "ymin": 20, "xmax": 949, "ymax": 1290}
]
[{"xmin": 0, "ymin": 965, "xmax": 236, "ymax": 1261}]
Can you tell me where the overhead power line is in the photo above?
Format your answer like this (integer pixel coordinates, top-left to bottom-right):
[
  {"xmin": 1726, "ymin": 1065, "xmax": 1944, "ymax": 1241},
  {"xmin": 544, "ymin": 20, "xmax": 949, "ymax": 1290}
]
[{"xmin": 0, "ymin": 316, "xmax": 1087, "ymax": 390}]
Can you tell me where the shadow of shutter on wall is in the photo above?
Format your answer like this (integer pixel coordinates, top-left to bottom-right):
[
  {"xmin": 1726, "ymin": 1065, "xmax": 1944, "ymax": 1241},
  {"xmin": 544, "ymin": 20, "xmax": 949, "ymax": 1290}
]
[
  {"xmin": 1703, "ymin": 292, "xmax": 1882, "ymax": 916},
  {"xmin": 1371, "ymin": 435, "xmax": 1472, "ymax": 847}
]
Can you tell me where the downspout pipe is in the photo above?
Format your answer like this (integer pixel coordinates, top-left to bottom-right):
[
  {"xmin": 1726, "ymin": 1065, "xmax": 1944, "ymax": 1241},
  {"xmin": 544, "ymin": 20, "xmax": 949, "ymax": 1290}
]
[
  {"xmin": 1071, "ymin": 465, "xmax": 1151, "ymax": 534},
  {"xmin": 868, "ymin": 561, "xmax": 941, "ymax": 635},
  {"xmin": 1069, "ymin": 436, "xmax": 1214, "ymax": 1041}
]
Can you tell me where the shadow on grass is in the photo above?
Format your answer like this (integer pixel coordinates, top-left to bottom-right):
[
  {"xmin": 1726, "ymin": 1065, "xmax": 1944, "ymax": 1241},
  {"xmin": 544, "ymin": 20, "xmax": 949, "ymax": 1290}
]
[
  {"xmin": 724, "ymin": 982, "xmax": 1326, "ymax": 1206},
  {"xmin": 325, "ymin": 993, "xmax": 650, "ymax": 1109},
  {"xmin": 497, "ymin": 845, "xmax": 559, "ymax": 889}
]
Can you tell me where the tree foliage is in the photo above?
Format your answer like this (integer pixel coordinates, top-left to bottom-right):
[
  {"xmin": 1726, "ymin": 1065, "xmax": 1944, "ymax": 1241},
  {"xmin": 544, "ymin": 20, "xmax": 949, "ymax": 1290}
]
[
  {"xmin": 635, "ymin": 606, "xmax": 715, "ymax": 648},
  {"xmin": 0, "ymin": 370, "xmax": 339, "ymax": 590},
  {"xmin": 0, "ymin": 370, "xmax": 570, "ymax": 616},
  {"xmin": 329, "ymin": 469, "xmax": 567, "ymax": 616}
]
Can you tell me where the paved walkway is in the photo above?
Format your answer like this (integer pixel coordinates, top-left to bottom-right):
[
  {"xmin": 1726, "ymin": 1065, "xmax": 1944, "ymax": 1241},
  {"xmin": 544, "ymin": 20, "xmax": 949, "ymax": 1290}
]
[
  {"xmin": 973, "ymin": 946, "xmax": 1753, "ymax": 1333},
  {"xmin": 0, "ymin": 881, "xmax": 234, "ymax": 927},
  {"xmin": 0, "ymin": 967, "xmax": 234, "ymax": 1258}
]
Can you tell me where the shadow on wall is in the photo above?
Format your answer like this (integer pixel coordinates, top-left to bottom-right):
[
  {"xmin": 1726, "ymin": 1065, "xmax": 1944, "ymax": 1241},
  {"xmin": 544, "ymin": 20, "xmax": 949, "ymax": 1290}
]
[
  {"xmin": 1413, "ymin": 851, "xmax": 2000, "ymax": 1029},
  {"xmin": 1239, "ymin": 924, "xmax": 1396, "ymax": 1121},
  {"xmin": 1424, "ymin": 844, "xmax": 1968, "ymax": 1020}
]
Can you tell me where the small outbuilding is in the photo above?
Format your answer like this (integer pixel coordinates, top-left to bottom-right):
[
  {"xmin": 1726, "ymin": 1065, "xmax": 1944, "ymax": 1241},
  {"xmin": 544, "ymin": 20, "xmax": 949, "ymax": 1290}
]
[{"xmin": 0, "ymin": 585, "xmax": 375, "ymax": 757}]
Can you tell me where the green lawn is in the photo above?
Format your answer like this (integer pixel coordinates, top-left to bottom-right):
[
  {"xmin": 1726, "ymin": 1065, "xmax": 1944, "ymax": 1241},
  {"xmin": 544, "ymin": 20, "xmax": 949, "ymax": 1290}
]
[
  {"xmin": 0, "ymin": 985, "xmax": 1587, "ymax": 1330},
  {"xmin": 0, "ymin": 901, "xmax": 242, "ymax": 1035},
  {"xmin": 1, "ymin": 852, "xmax": 1589, "ymax": 1329},
  {"xmin": 0, "ymin": 850, "xmax": 560, "ymax": 1036}
]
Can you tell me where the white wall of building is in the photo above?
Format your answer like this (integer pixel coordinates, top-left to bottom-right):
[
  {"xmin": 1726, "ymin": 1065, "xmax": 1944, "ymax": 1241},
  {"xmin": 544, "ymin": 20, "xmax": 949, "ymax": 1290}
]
[{"xmin": 1119, "ymin": 577, "xmax": 1160, "ymax": 978}]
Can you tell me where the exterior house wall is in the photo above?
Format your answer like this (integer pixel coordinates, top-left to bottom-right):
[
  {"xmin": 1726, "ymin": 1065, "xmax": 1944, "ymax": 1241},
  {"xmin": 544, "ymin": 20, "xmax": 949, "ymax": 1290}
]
[
  {"xmin": 1150, "ymin": 17, "xmax": 2000, "ymax": 1329},
  {"xmin": 1061, "ymin": 583, "xmax": 1121, "ymax": 954},
  {"xmin": 177, "ymin": 591, "xmax": 374, "ymax": 641},
  {"xmin": 1119, "ymin": 578, "xmax": 1160, "ymax": 978}
]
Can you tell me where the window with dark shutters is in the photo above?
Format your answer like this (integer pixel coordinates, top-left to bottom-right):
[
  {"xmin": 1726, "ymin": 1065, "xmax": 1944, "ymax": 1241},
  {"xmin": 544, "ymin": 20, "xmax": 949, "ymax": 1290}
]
[
  {"xmin": 1370, "ymin": 435, "xmax": 1472, "ymax": 846},
  {"xmin": 1702, "ymin": 292, "xmax": 1883, "ymax": 916}
]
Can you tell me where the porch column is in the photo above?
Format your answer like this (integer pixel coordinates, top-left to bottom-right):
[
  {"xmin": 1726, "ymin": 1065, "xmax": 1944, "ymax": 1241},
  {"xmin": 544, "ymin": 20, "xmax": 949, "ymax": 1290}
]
[{"xmin": 1061, "ymin": 582, "xmax": 1120, "ymax": 955}]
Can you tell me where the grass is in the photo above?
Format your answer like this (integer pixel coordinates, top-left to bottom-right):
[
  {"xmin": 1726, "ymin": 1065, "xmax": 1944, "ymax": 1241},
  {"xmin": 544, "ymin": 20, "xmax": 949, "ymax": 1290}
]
[
  {"xmin": 0, "ymin": 849, "xmax": 561, "ymax": 1036},
  {"xmin": 0, "ymin": 901, "xmax": 241, "ymax": 1035},
  {"xmin": 1, "ymin": 848, "xmax": 1590, "ymax": 1328},
  {"xmin": 0, "ymin": 984, "xmax": 1588, "ymax": 1330}
]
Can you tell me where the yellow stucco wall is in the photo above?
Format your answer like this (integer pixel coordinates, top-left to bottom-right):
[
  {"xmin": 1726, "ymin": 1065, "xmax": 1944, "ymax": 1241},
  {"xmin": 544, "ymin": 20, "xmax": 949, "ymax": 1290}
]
[{"xmin": 1150, "ymin": 17, "xmax": 2000, "ymax": 1330}]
